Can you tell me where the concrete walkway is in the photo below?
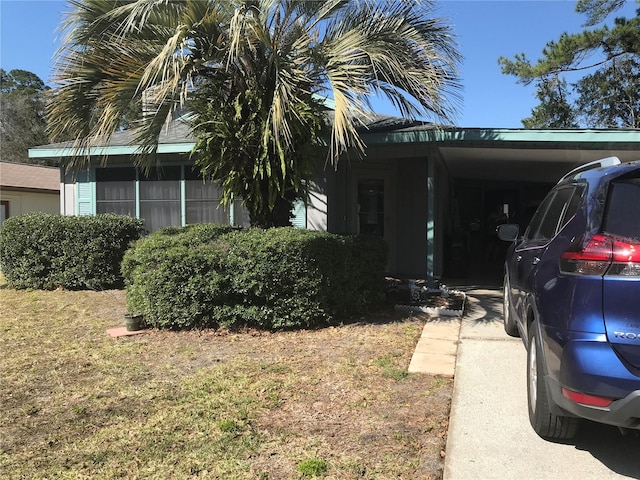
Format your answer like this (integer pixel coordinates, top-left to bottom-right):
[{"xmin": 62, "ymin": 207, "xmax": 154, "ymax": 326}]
[
  {"xmin": 408, "ymin": 317, "xmax": 460, "ymax": 376},
  {"xmin": 439, "ymin": 288, "xmax": 640, "ymax": 480}
]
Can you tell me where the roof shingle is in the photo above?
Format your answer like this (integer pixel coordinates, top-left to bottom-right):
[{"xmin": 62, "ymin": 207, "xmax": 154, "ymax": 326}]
[{"xmin": 0, "ymin": 162, "xmax": 60, "ymax": 192}]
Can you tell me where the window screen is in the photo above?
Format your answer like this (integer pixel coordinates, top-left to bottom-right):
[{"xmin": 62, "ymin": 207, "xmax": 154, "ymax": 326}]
[
  {"xmin": 95, "ymin": 167, "xmax": 136, "ymax": 216},
  {"xmin": 140, "ymin": 166, "xmax": 181, "ymax": 231},
  {"xmin": 94, "ymin": 165, "xmax": 234, "ymax": 231},
  {"xmin": 184, "ymin": 168, "xmax": 228, "ymax": 224}
]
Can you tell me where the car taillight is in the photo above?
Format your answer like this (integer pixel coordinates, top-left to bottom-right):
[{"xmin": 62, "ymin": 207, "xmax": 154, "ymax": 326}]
[
  {"xmin": 560, "ymin": 234, "xmax": 640, "ymax": 277},
  {"xmin": 560, "ymin": 234, "xmax": 613, "ymax": 276},
  {"xmin": 609, "ymin": 238, "xmax": 640, "ymax": 276},
  {"xmin": 561, "ymin": 387, "xmax": 614, "ymax": 408}
]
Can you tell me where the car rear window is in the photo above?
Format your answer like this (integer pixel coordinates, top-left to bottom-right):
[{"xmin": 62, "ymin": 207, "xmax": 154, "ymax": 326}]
[{"xmin": 603, "ymin": 176, "xmax": 640, "ymax": 241}]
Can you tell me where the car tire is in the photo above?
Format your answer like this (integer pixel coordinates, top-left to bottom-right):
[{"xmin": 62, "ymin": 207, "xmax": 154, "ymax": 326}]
[
  {"xmin": 503, "ymin": 275, "xmax": 519, "ymax": 337},
  {"xmin": 527, "ymin": 321, "xmax": 579, "ymax": 440}
]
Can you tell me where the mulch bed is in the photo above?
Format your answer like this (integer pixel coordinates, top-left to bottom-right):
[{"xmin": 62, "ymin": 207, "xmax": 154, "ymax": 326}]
[{"xmin": 386, "ymin": 278, "xmax": 466, "ymax": 314}]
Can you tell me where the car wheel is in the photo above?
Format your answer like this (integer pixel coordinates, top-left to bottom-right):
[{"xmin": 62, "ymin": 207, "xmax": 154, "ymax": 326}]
[
  {"xmin": 527, "ymin": 321, "xmax": 579, "ymax": 440},
  {"xmin": 503, "ymin": 275, "xmax": 519, "ymax": 337}
]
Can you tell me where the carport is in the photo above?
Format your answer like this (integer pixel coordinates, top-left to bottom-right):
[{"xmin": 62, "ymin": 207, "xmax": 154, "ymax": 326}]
[{"xmin": 343, "ymin": 127, "xmax": 640, "ymax": 284}]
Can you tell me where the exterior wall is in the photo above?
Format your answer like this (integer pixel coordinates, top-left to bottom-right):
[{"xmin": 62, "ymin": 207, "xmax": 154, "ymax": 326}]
[
  {"xmin": 0, "ymin": 190, "xmax": 60, "ymax": 218},
  {"xmin": 61, "ymin": 168, "xmax": 77, "ymax": 215},
  {"xmin": 326, "ymin": 162, "xmax": 347, "ymax": 234},
  {"xmin": 0, "ymin": 161, "xmax": 61, "ymax": 222},
  {"xmin": 396, "ymin": 158, "xmax": 428, "ymax": 277},
  {"xmin": 58, "ymin": 152, "xmax": 444, "ymax": 280},
  {"xmin": 327, "ymin": 148, "xmax": 435, "ymax": 278},
  {"xmin": 306, "ymin": 173, "xmax": 328, "ymax": 231},
  {"xmin": 432, "ymin": 151, "xmax": 450, "ymax": 281}
]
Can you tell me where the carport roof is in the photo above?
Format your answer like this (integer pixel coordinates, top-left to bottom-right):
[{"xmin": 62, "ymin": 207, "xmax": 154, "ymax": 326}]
[
  {"xmin": 363, "ymin": 126, "xmax": 640, "ymax": 146},
  {"xmin": 360, "ymin": 126, "xmax": 640, "ymax": 184}
]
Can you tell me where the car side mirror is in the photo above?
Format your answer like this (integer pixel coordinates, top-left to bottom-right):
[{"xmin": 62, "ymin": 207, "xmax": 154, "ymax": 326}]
[{"xmin": 497, "ymin": 224, "xmax": 519, "ymax": 242}]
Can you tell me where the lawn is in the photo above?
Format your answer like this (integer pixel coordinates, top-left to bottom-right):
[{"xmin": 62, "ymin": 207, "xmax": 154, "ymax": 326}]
[{"xmin": 0, "ymin": 282, "xmax": 452, "ymax": 479}]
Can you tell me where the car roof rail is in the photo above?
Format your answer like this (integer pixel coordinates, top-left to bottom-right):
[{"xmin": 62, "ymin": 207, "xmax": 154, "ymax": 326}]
[{"xmin": 559, "ymin": 156, "xmax": 621, "ymax": 183}]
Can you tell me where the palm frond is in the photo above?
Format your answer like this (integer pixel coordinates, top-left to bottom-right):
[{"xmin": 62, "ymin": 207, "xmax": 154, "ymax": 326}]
[{"xmin": 49, "ymin": 0, "xmax": 461, "ymax": 224}]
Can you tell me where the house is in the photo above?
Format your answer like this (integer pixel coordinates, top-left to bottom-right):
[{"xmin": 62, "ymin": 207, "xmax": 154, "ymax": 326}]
[
  {"xmin": 0, "ymin": 161, "xmax": 60, "ymax": 224},
  {"xmin": 29, "ymin": 120, "xmax": 640, "ymax": 284}
]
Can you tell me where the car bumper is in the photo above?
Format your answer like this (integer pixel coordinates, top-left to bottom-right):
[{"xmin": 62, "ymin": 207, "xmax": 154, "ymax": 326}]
[
  {"xmin": 544, "ymin": 334, "xmax": 640, "ymax": 429},
  {"xmin": 547, "ymin": 378, "xmax": 640, "ymax": 429}
]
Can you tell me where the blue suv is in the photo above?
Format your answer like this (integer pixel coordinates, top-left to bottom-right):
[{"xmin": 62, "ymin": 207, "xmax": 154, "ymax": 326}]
[{"xmin": 499, "ymin": 157, "xmax": 640, "ymax": 440}]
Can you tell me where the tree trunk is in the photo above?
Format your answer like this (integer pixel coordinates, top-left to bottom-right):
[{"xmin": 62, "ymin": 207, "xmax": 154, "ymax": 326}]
[{"xmin": 248, "ymin": 195, "xmax": 294, "ymax": 228}]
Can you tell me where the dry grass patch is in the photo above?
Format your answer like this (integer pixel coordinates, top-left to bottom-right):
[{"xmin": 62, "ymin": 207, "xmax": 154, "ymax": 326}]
[{"xmin": 0, "ymin": 282, "xmax": 452, "ymax": 479}]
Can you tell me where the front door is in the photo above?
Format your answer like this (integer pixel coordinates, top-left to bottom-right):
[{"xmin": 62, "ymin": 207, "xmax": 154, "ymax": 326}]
[{"xmin": 350, "ymin": 170, "xmax": 396, "ymax": 273}]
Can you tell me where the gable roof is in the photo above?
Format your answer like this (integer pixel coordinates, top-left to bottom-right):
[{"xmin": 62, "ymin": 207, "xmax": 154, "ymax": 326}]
[
  {"xmin": 0, "ymin": 162, "xmax": 60, "ymax": 193},
  {"xmin": 30, "ymin": 119, "xmax": 195, "ymax": 159},
  {"xmin": 28, "ymin": 113, "xmax": 426, "ymax": 160}
]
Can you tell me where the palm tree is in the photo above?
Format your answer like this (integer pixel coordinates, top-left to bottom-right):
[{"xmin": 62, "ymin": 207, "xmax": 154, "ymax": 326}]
[{"xmin": 49, "ymin": 0, "xmax": 461, "ymax": 227}]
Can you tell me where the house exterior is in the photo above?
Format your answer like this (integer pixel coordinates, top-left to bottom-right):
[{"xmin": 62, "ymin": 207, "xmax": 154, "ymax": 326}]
[
  {"xmin": 29, "ymin": 121, "xmax": 640, "ymax": 284},
  {"xmin": 0, "ymin": 161, "xmax": 60, "ymax": 224}
]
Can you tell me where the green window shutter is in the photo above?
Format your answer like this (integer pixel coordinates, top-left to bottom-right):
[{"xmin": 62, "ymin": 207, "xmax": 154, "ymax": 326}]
[
  {"xmin": 291, "ymin": 199, "xmax": 306, "ymax": 229},
  {"xmin": 76, "ymin": 170, "xmax": 95, "ymax": 216}
]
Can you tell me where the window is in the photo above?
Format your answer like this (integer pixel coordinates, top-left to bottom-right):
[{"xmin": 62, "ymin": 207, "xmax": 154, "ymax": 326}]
[
  {"xmin": 184, "ymin": 168, "xmax": 228, "ymax": 224},
  {"xmin": 358, "ymin": 179, "xmax": 384, "ymax": 236},
  {"xmin": 94, "ymin": 165, "xmax": 238, "ymax": 233},
  {"xmin": 139, "ymin": 166, "xmax": 181, "ymax": 232},
  {"xmin": 524, "ymin": 194, "xmax": 554, "ymax": 241},
  {"xmin": 0, "ymin": 201, "xmax": 9, "ymax": 224},
  {"xmin": 604, "ymin": 177, "xmax": 640, "ymax": 241},
  {"xmin": 527, "ymin": 186, "xmax": 583, "ymax": 241},
  {"xmin": 96, "ymin": 168, "xmax": 136, "ymax": 216}
]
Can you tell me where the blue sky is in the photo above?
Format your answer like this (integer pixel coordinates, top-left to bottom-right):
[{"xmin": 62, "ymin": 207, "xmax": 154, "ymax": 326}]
[{"xmin": 1, "ymin": 0, "xmax": 637, "ymax": 128}]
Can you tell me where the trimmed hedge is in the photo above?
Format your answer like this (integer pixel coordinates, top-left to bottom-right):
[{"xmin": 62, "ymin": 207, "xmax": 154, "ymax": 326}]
[
  {"xmin": 122, "ymin": 226, "xmax": 387, "ymax": 330},
  {"xmin": 0, "ymin": 213, "xmax": 144, "ymax": 290}
]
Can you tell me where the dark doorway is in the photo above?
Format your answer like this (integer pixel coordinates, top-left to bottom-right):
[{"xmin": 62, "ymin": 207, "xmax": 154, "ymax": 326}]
[{"xmin": 444, "ymin": 180, "xmax": 553, "ymax": 286}]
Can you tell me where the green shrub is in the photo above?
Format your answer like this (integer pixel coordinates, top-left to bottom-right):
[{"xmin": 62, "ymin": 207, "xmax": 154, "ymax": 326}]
[
  {"xmin": 155, "ymin": 223, "xmax": 237, "ymax": 244},
  {"xmin": 123, "ymin": 226, "xmax": 387, "ymax": 330},
  {"xmin": 0, "ymin": 213, "xmax": 144, "ymax": 290},
  {"xmin": 122, "ymin": 224, "xmax": 237, "ymax": 329}
]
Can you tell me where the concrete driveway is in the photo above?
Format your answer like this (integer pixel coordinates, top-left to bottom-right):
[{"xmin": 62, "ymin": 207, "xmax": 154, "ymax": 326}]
[{"xmin": 444, "ymin": 288, "xmax": 640, "ymax": 480}]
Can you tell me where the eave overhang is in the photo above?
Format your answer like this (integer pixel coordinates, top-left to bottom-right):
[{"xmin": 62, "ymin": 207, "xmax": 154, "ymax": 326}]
[
  {"xmin": 29, "ymin": 142, "xmax": 196, "ymax": 159},
  {"xmin": 29, "ymin": 127, "xmax": 640, "ymax": 161},
  {"xmin": 362, "ymin": 128, "xmax": 640, "ymax": 147}
]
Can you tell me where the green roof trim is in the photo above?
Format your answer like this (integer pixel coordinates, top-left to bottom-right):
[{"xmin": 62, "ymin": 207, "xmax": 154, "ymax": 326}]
[
  {"xmin": 29, "ymin": 142, "xmax": 196, "ymax": 158},
  {"xmin": 29, "ymin": 127, "xmax": 640, "ymax": 159},
  {"xmin": 362, "ymin": 128, "xmax": 640, "ymax": 145}
]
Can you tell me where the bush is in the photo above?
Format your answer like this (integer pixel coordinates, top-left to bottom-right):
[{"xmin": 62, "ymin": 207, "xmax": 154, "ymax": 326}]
[
  {"xmin": 122, "ymin": 224, "xmax": 234, "ymax": 330},
  {"xmin": 0, "ymin": 213, "xmax": 144, "ymax": 290},
  {"xmin": 153, "ymin": 223, "xmax": 237, "ymax": 244},
  {"xmin": 122, "ymin": 226, "xmax": 387, "ymax": 330}
]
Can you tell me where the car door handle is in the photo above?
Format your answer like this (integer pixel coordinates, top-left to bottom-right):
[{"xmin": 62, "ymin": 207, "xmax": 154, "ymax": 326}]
[{"xmin": 532, "ymin": 257, "xmax": 540, "ymax": 265}]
